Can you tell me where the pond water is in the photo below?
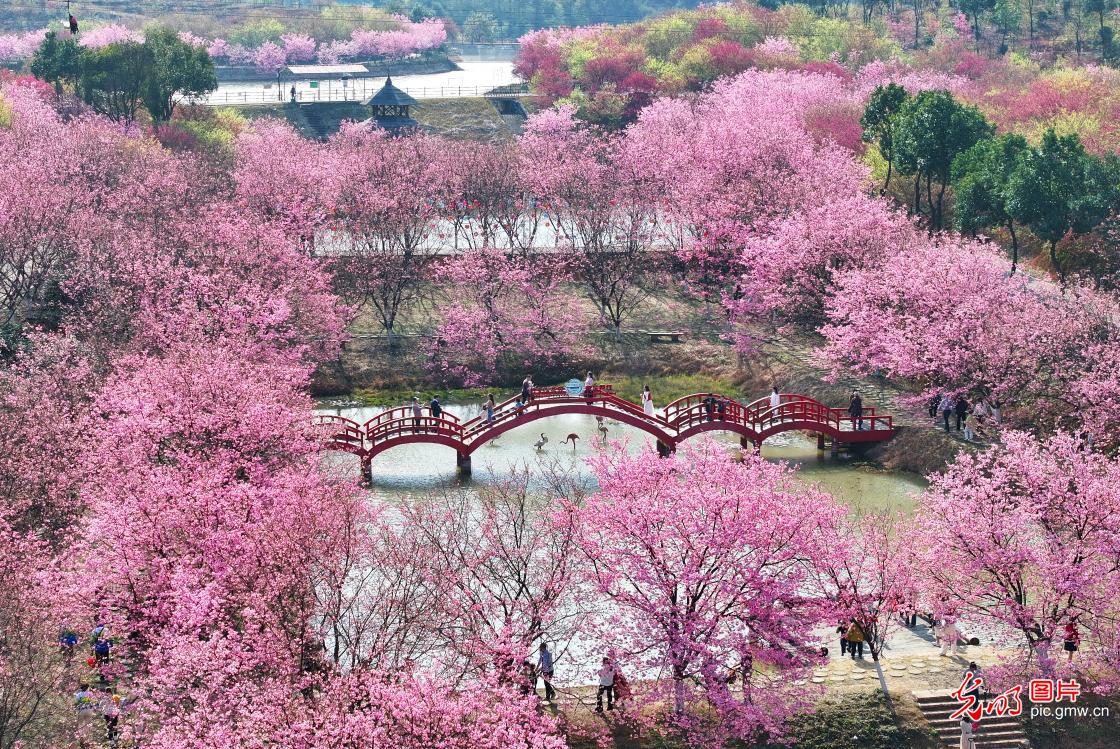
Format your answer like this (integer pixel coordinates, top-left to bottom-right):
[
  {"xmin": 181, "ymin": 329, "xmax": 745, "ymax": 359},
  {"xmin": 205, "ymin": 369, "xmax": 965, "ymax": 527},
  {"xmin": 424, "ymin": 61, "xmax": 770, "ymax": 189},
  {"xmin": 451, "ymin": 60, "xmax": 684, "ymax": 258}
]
[
  {"xmin": 316, "ymin": 400, "xmax": 927, "ymax": 512},
  {"xmin": 205, "ymin": 61, "xmax": 520, "ymax": 105}
]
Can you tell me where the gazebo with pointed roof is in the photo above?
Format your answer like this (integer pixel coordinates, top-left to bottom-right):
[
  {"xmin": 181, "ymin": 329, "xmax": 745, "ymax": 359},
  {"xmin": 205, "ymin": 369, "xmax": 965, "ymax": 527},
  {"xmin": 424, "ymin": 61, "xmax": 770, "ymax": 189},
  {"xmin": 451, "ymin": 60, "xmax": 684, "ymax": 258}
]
[{"xmin": 363, "ymin": 76, "xmax": 419, "ymax": 133}]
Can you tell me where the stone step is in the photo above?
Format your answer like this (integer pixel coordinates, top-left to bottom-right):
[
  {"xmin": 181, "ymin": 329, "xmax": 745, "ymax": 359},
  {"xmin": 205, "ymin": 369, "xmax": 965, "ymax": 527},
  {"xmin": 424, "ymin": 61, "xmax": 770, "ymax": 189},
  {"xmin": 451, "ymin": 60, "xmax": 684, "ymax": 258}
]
[
  {"xmin": 913, "ymin": 689, "xmax": 1031, "ymax": 748},
  {"xmin": 936, "ymin": 725, "xmax": 1027, "ymax": 737},
  {"xmin": 929, "ymin": 716, "xmax": 1023, "ymax": 729}
]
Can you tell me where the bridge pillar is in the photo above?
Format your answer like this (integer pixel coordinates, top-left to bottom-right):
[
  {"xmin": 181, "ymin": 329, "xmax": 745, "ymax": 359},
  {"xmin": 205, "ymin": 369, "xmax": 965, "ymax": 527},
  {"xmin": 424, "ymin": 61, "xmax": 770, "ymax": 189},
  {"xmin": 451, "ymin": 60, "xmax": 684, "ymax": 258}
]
[
  {"xmin": 740, "ymin": 437, "xmax": 761, "ymax": 455},
  {"xmin": 830, "ymin": 439, "xmax": 840, "ymax": 458},
  {"xmin": 360, "ymin": 455, "xmax": 372, "ymax": 485},
  {"xmin": 456, "ymin": 451, "xmax": 472, "ymax": 475},
  {"xmin": 656, "ymin": 440, "xmax": 673, "ymax": 458},
  {"xmin": 817, "ymin": 433, "xmax": 826, "ymax": 451}
]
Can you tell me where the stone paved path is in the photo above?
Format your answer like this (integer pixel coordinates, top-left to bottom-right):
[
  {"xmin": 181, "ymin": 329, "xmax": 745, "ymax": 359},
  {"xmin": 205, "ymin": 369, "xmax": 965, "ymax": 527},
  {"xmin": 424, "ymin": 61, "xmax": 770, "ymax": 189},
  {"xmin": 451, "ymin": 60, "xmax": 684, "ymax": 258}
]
[{"xmin": 812, "ymin": 620, "xmax": 1009, "ymax": 696}]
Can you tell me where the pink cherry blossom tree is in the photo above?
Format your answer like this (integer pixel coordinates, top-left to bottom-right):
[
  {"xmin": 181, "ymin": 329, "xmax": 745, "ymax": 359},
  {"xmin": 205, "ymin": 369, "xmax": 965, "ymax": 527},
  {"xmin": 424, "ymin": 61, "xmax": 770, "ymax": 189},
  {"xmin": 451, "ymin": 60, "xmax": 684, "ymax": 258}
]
[
  {"xmin": 565, "ymin": 441, "xmax": 846, "ymax": 744},
  {"xmin": 623, "ymin": 70, "xmax": 872, "ymax": 318},
  {"xmin": 323, "ymin": 126, "xmax": 448, "ymax": 350},
  {"xmin": 820, "ymin": 236, "xmax": 1116, "ymax": 424},
  {"xmin": 427, "ymin": 247, "xmax": 584, "ymax": 387},
  {"xmin": 908, "ymin": 431, "xmax": 1120, "ymax": 688},
  {"xmin": 0, "ymin": 526, "xmax": 76, "ymax": 749},
  {"xmin": 520, "ymin": 106, "xmax": 663, "ymax": 334},
  {"xmin": 391, "ymin": 465, "xmax": 590, "ymax": 681},
  {"xmin": 807, "ymin": 512, "xmax": 917, "ymax": 661},
  {"xmin": 289, "ymin": 670, "xmax": 565, "ymax": 749},
  {"xmin": 439, "ymin": 141, "xmax": 550, "ymax": 253},
  {"xmin": 72, "ymin": 342, "xmax": 362, "ymax": 747}
]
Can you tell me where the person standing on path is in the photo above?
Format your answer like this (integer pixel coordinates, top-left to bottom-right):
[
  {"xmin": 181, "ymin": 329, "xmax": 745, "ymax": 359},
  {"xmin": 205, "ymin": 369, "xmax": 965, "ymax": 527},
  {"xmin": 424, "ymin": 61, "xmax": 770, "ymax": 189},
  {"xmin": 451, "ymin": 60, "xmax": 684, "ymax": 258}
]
[
  {"xmin": 537, "ymin": 643, "xmax": 556, "ymax": 701},
  {"xmin": 613, "ymin": 667, "xmax": 632, "ymax": 706},
  {"xmin": 848, "ymin": 391, "xmax": 864, "ymax": 431},
  {"xmin": 837, "ymin": 621, "xmax": 849, "ymax": 656},
  {"xmin": 928, "ymin": 393, "xmax": 940, "ymax": 419},
  {"xmin": 939, "ymin": 394, "xmax": 954, "ymax": 432},
  {"xmin": 642, "ymin": 385, "xmax": 655, "ymax": 417},
  {"xmin": 846, "ymin": 619, "xmax": 865, "ymax": 659},
  {"xmin": 519, "ymin": 660, "xmax": 536, "ymax": 695},
  {"xmin": 961, "ymin": 662, "xmax": 983, "ymax": 704},
  {"xmin": 100, "ymin": 686, "xmax": 121, "ymax": 748},
  {"xmin": 595, "ymin": 656, "xmax": 615, "ymax": 712},
  {"xmin": 410, "ymin": 397, "xmax": 423, "ymax": 432},
  {"xmin": 939, "ymin": 619, "xmax": 961, "ymax": 656},
  {"xmin": 959, "ymin": 717, "xmax": 977, "ymax": 749},
  {"xmin": 955, "ymin": 395, "xmax": 970, "ymax": 432},
  {"xmin": 1064, "ymin": 621, "xmax": 1081, "ymax": 661}
]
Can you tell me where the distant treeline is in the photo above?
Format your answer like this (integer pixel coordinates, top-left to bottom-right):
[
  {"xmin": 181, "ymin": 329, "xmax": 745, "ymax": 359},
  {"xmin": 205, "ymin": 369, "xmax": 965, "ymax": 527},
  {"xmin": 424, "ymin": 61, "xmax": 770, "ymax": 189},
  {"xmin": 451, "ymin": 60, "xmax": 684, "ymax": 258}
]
[{"xmin": 0, "ymin": 0, "xmax": 705, "ymax": 39}]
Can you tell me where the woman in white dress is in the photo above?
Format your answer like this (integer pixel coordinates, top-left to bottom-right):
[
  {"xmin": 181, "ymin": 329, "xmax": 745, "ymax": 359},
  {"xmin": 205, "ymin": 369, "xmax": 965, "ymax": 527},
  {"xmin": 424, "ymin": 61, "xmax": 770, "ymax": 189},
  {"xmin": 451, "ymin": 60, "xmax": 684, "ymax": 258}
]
[{"xmin": 641, "ymin": 385, "xmax": 655, "ymax": 416}]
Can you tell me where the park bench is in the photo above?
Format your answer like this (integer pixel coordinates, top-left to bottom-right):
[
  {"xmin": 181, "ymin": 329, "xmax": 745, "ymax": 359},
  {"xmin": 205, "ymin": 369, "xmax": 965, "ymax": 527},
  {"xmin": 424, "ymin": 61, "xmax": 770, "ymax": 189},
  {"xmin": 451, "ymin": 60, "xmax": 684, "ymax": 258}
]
[{"xmin": 643, "ymin": 330, "xmax": 685, "ymax": 343}]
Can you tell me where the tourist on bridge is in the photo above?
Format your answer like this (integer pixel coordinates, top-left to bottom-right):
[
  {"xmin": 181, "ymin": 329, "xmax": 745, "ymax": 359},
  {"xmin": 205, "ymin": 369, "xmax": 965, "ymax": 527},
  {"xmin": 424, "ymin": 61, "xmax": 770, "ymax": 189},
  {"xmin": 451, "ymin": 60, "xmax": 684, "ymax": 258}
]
[
  {"xmin": 703, "ymin": 394, "xmax": 716, "ymax": 421},
  {"xmin": 485, "ymin": 393, "xmax": 496, "ymax": 423},
  {"xmin": 410, "ymin": 397, "xmax": 423, "ymax": 431},
  {"xmin": 954, "ymin": 395, "xmax": 970, "ymax": 432},
  {"xmin": 429, "ymin": 396, "xmax": 442, "ymax": 425},
  {"xmin": 848, "ymin": 391, "xmax": 864, "ymax": 431},
  {"xmin": 595, "ymin": 656, "xmax": 616, "ymax": 712},
  {"xmin": 770, "ymin": 386, "xmax": 781, "ymax": 412},
  {"xmin": 537, "ymin": 643, "xmax": 556, "ymax": 702},
  {"xmin": 642, "ymin": 385, "xmax": 655, "ymax": 416},
  {"xmin": 939, "ymin": 393, "xmax": 953, "ymax": 432},
  {"xmin": 522, "ymin": 375, "xmax": 534, "ymax": 404},
  {"xmin": 582, "ymin": 371, "xmax": 595, "ymax": 398},
  {"xmin": 716, "ymin": 397, "xmax": 727, "ymax": 420}
]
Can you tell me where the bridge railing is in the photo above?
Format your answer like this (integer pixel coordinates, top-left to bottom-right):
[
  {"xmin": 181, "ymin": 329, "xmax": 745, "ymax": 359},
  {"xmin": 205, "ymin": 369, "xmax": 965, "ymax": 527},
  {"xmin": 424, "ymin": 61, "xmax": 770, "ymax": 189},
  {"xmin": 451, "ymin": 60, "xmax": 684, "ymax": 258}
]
[
  {"xmin": 460, "ymin": 384, "xmax": 619, "ymax": 439},
  {"xmin": 364, "ymin": 405, "xmax": 461, "ymax": 438},
  {"xmin": 314, "ymin": 414, "xmax": 366, "ymax": 451},
  {"xmin": 366, "ymin": 414, "xmax": 465, "ymax": 444},
  {"xmin": 831, "ymin": 412, "xmax": 893, "ymax": 433}
]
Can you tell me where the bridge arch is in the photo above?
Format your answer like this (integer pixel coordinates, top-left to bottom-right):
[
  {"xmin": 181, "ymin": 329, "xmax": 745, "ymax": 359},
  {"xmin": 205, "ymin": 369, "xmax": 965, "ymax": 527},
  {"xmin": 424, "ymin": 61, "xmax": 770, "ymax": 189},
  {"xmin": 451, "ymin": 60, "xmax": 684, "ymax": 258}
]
[
  {"xmin": 457, "ymin": 403, "xmax": 675, "ymax": 457},
  {"xmin": 318, "ymin": 386, "xmax": 894, "ymax": 481}
]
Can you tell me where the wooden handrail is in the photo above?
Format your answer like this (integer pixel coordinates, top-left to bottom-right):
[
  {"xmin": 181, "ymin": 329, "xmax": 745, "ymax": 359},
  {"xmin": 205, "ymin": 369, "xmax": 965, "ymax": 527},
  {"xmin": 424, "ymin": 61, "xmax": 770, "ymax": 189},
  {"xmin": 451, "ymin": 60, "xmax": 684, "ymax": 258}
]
[{"xmin": 319, "ymin": 386, "xmax": 896, "ymax": 456}]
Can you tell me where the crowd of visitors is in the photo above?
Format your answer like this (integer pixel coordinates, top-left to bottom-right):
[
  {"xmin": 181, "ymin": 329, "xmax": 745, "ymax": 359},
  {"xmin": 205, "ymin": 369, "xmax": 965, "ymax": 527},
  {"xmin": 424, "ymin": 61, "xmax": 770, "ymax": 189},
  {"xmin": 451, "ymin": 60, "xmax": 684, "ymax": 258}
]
[
  {"xmin": 65, "ymin": 625, "xmax": 124, "ymax": 748},
  {"xmin": 928, "ymin": 392, "xmax": 1001, "ymax": 440}
]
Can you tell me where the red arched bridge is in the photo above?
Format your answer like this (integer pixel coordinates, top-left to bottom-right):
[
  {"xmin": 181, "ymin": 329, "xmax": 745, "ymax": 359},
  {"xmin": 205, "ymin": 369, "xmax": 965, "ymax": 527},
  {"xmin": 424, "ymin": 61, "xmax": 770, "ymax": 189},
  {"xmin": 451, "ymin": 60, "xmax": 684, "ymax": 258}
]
[{"xmin": 315, "ymin": 385, "xmax": 895, "ymax": 479}]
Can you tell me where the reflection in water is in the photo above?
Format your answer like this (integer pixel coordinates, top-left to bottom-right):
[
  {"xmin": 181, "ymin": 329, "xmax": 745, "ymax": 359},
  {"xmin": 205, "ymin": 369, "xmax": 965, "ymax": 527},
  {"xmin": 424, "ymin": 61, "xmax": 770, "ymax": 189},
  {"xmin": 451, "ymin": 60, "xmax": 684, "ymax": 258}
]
[{"xmin": 317, "ymin": 400, "xmax": 927, "ymax": 511}]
